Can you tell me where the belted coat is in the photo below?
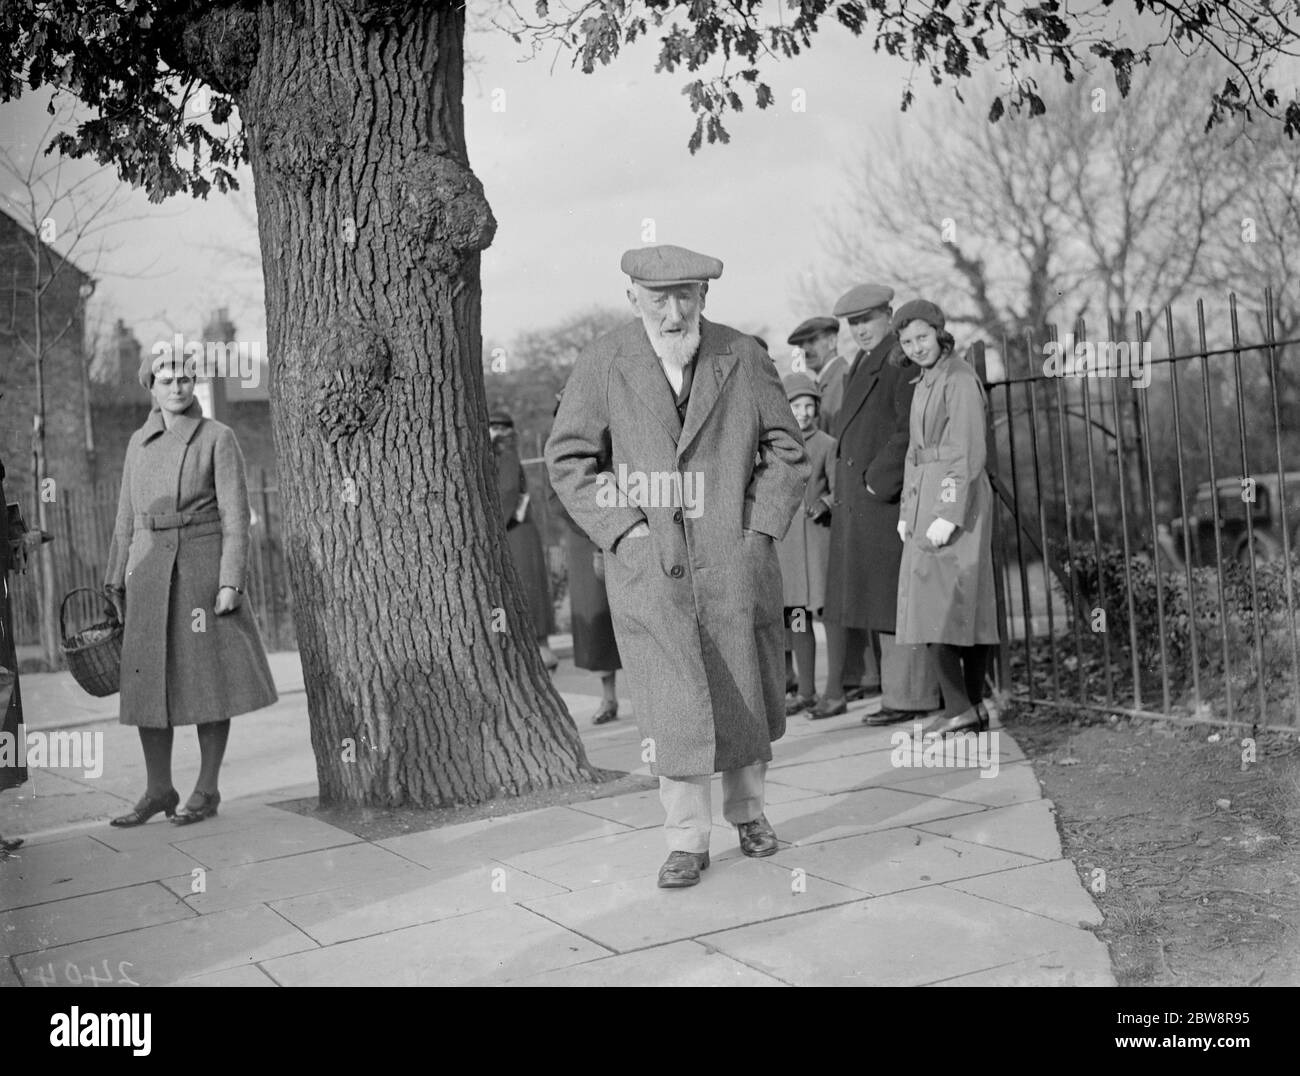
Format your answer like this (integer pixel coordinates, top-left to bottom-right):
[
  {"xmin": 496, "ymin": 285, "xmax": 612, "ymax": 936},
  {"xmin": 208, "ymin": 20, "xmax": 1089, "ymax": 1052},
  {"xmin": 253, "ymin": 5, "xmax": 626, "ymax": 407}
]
[
  {"xmin": 823, "ymin": 334, "xmax": 922, "ymax": 631},
  {"xmin": 776, "ymin": 426, "xmax": 835, "ymax": 610},
  {"xmin": 896, "ymin": 351, "xmax": 999, "ymax": 646},
  {"xmin": 105, "ymin": 401, "xmax": 277, "ymax": 727},
  {"xmin": 546, "ymin": 318, "xmax": 808, "ymax": 777},
  {"xmin": 494, "ymin": 434, "xmax": 555, "ymax": 639}
]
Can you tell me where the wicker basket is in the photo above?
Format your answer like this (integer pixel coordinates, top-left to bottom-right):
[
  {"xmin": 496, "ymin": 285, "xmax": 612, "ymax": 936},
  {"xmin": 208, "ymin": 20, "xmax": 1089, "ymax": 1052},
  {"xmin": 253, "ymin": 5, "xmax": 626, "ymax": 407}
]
[{"xmin": 60, "ymin": 587, "xmax": 124, "ymax": 697}]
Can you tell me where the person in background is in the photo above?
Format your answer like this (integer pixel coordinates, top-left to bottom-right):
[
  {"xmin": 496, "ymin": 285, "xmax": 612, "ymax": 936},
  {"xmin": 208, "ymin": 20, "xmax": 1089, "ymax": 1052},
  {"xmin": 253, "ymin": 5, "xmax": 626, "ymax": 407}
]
[
  {"xmin": 106, "ymin": 351, "xmax": 278, "ymax": 828},
  {"xmin": 894, "ymin": 299, "xmax": 997, "ymax": 736},
  {"xmin": 490, "ymin": 409, "xmax": 559, "ymax": 671},
  {"xmin": 0, "ymin": 449, "xmax": 26, "ymax": 853},
  {"xmin": 776, "ymin": 373, "xmax": 835, "ymax": 716},
  {"xmin": 549, "ymin": 392, "xmax": 622, "ymax": 723},
  {"xmin": 786, "ymin": 316, "xmax": 846, "ymax": 434}
]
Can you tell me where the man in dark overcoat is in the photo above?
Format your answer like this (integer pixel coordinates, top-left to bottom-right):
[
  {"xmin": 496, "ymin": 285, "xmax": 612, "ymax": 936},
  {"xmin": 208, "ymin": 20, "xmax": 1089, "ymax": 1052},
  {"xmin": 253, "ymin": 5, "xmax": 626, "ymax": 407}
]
[
  {"xmin": 814, "ymin": 284, "xmax": 940, "ymax": 723},
  {"xmin": 547, "ymin": 244, "xmax": 809, "ymax": 889}
]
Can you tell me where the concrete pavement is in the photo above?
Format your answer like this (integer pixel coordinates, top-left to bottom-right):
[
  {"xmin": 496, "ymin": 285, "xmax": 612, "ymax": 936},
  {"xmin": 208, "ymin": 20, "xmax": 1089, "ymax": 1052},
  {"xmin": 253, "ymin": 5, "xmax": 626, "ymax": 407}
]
[{"xmin": 1, "ymin": 640, "xmax": 1113, "ymax": 986}]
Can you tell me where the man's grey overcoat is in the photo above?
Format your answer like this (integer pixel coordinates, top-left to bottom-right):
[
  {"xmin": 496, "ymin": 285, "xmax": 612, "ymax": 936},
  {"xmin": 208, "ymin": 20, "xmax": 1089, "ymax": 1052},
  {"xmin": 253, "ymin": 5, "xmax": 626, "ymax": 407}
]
[
  {"xmin": 896, "ymin": 352, "xmax": 999, "ymax": 646},
  {"xmin": 106, "ymin": 401, "xmax": 277, "ymax": 727},
  {"xmin": 823, "ymin": 334, "xmax": 921, "ymax": 631},
  {"xmin": 546, "ymin": 318, "xmax": 809, "ymax": 777}
]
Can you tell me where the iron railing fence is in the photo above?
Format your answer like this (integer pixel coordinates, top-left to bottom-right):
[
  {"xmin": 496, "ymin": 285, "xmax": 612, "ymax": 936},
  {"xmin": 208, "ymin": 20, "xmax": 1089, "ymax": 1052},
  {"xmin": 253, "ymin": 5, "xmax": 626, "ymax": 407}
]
[{"xmin": 976, "ymin": 288, "xmax": 1300, "ymax": 734}]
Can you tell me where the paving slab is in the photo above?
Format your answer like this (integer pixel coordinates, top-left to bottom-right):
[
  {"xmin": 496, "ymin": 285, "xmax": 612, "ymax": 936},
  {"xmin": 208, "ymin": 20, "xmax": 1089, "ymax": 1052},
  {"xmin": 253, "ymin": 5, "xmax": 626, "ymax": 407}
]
[
  {"xmin": 378, "ymin": 805, "xmax": 630, "ymax": 868},
  {"xmin": 703, "ymin": 885, "xmax": 1114, "ymax": 986},
  {"xmin": 0, "ymin": 837, "xmax": 202, "ymax": 911},
  {"xmin": 176, "ymin": 964, "xmax": 279, "ymax": 987},
  {"xmin": 499, "ymin": 826, "xmax": 679, "ymax": 890},
  {"xmin": 882, "ymin": 759, "xmax": 1042, "ymax": 807},
  {"xmin": 0, "ymin": 958, "xmax": 20, "ymax": 988},
  {"xmin": 762, "ymin": 786, "xmax": 985, "ymax": 847},
  {"xmin": 11, "ymin": 904, "xmax": 318, "ymax": 987},
  {"xmin": 522, "ymin": 855, "xmax": 865, "ymax": 952},
  {"xmin": 89, "ymin": 804, "xmax": 295, "ymax": 852},
  {"xmin": 504, "ymin": 939, "xmax": 787, "ymax": 986},
  {"xmin": 170, "ymin": 817, "xmax": 361, "ymax": 869},
  {"xmin": 269, "ymin": 861, "xmax": 567, "ymax": 945},
  {"xmin": 261, "ymin": 904, "xmax": 609, "ymax": 986},
  {"xmin": 930, "ymin": 946, "xmax": 1113, "ymax": 986},
  {"xmin": 0, "ymin": 882, "xmax": 195, "ymax": 957},
  {"xmin": 946, "ymin": 860, "xmax": 1105, "ymax": 928},
  {"xmin": 769, "ymin": 827, "xmax": 1037, "ymax": 895},
  {"xmin": 159, "ymin": 841, "xmax": 427, "ymax": 914},
  {"xmin": 914, "ymin": 799, "xmax": 1063, "ymax": 860}
]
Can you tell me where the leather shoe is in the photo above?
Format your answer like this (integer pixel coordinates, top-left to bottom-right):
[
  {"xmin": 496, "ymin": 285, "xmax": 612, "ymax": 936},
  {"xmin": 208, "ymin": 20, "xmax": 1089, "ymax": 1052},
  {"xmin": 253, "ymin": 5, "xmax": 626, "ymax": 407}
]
[
  {"xmin": 785, "ymin": 693, "xmax": 816, "ymax": 716},
  {"xmin": 922, "ymin": 708, "xmax": 982, "ymax": 737},
  {"xmin": 110, "ymin": 788, "xmax": 180, "ymax": 827},
  {"xmin": 171, "ymin": 790, "xmax": 220, "ymax": 826},
  {"xmin": 658, "ymin": 850, "xmax": 710, "ymax": 888},
  {"xmin": 591, "ymin": 700, "xmax": 619, "ymax": 725},
  {"xmin": 736, "ymin": 814, "xmax": 779, "ymax": 857},
  {"xmin": 808, "ymin": 696, "xmax": 847, "ymax": 719},
  {"xmin": 861, "ymin": 706, "xmax": 922, "ymax": 726}
]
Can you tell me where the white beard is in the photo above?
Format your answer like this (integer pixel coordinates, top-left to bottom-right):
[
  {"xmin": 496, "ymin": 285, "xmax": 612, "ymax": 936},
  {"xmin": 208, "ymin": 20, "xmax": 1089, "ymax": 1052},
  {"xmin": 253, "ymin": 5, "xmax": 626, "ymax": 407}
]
[{"xmin": 641, "ymin": 311, "xmax": 701, "ymax": 372}]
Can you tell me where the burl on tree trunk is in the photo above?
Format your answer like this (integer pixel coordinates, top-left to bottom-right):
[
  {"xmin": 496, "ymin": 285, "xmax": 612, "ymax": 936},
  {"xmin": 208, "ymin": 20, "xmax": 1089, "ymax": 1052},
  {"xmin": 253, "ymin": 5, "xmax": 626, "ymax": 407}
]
[{"xmin": 183, "ymin": 0, "xmax": 595, "ymax": 805}]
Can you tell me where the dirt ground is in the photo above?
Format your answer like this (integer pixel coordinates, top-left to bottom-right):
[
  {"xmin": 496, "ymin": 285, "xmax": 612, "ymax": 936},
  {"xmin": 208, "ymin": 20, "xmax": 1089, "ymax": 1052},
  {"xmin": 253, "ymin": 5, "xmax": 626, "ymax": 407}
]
[{"xmin": 1008, "ymin": 700, "xmax": 1300, "ymax": 986}]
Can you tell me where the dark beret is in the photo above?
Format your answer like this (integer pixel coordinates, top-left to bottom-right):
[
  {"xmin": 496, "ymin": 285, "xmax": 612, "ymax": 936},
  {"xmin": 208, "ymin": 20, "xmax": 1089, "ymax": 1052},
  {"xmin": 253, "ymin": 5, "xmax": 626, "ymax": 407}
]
[
  {"xmin": 783, "ymin": 372, "xmax": 821, "ymax": 403},
  {"xmin": 892, "ymin": 299, "xmax": 946, "ymax": 335}
]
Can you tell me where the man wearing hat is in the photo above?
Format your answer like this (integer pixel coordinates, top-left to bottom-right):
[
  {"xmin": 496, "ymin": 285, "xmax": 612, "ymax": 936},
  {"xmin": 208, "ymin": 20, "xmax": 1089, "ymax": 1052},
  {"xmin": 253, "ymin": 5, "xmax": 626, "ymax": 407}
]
[
  {"xmin": 787, "ymin": 316, "xmax": 846, "ymax": 433},
  {"xmin": 547, "ymin": 244, "xmax": 809, "ymax": 889},
  {"xmin": 813, "ymin": 283, "xmax": 941, "ymax": 722}
]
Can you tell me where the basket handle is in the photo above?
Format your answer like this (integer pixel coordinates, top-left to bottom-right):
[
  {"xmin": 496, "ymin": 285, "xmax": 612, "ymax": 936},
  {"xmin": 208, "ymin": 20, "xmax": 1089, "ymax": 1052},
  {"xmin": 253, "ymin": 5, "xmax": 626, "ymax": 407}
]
[{"xmin": 59, "ymin": 586, "xmax": 123, "ymax": 642}]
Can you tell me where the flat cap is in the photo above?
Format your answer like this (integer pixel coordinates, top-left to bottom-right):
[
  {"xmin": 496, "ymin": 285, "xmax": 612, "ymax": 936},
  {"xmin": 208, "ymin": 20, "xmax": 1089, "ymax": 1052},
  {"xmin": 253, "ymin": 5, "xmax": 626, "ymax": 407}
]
[
  {"xmin": 786, "ymin": 316, "xmax": 838, "ymax": 345},
  {"xmin": 892, "ymin": 299, "xmax": 946, "ymax": 335},
  {"xmin": 833, "ymin": 284, "xmax": 895, "ymax": 319},
  {"xmin": 783, "ymin": 372, "xmax": 821, "ymax": 403},
  {"xmin": 621, "ymin": 244, "xmax": 723, "ymax": 286},
  {"xmin": 488, "ymin": 409, "xmax": 514, "ymax": 427}
]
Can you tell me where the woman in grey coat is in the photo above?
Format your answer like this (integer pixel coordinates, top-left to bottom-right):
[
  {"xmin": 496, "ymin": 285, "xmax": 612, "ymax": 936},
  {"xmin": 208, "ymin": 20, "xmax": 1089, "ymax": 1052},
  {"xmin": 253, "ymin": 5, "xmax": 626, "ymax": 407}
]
[
  {"xmin": 894, "ymin": 300, "xmax": 998, "ymax": 737},
  {"xmin": 105, "ymin": 352, "xmax": 278, "ymax": 826}
]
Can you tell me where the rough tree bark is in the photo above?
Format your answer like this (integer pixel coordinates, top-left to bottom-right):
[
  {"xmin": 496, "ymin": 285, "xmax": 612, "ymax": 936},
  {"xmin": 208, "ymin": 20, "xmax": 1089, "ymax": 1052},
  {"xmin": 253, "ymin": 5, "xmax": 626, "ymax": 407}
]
[{"xmin": 181, "ymin": 0, "xmax": 595, "ymax": 805}]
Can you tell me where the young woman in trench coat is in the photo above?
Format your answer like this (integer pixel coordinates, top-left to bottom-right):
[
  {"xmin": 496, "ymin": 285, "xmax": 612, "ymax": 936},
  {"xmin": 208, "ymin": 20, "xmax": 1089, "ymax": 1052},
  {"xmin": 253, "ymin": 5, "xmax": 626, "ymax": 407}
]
[
  {"xmin": 104, "ymin": 352, "xmax": 277, "ymax": 826},
  {"xmin": 893, "ymin": 300, "xmax": 998, "ymax": 737}
]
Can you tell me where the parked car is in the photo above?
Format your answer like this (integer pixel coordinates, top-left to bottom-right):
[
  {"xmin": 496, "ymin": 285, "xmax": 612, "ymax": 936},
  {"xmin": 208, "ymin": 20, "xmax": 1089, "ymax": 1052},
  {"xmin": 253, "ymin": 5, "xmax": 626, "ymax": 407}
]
[{"xmin": 1169, "ymin": 471, "xmax": 1300, "ymax": 567}]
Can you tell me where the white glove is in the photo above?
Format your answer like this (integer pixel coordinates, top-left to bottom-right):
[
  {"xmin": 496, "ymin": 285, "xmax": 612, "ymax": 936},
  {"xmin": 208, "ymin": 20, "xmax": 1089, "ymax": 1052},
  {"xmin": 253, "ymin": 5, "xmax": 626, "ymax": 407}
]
[
  {"xmin": 925, "ymin": 518, "xmax": 957, "ymax": 547},
  {"xmin": 897, "ymin": 520, "xmax": 907, "ymax": 543}
]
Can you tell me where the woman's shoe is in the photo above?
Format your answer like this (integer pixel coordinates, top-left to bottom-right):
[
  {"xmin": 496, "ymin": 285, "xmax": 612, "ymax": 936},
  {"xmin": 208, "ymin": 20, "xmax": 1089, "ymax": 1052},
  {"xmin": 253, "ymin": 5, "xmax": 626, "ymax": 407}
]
[
  {"xmin": 591, "ymin": 700, "xmax": 619, "ymax": 725},
  {"xmin": 921, "ymin": 707, "xmax": 982, "ymax": 738},
  {"xmin": 785, "ymin": 693, "xmax": 816, "ymax": 716},
  {"xmin": 0, "ymin": 835, "xmax": 23, "ymax": 852},
  {"xmin": 171, "ymin": 790, "xmax": 220, "ymax": 826},
  {"xmin": 110, "ymin": 788, "xmax": 180, "ymax": 827},
  {"xmin": 975, "ymin": 701, "xmax": 990, "ymax": 731},
  {"xmin": 539, "ymin": 644, "xmax": 559, "ymax": 672}
]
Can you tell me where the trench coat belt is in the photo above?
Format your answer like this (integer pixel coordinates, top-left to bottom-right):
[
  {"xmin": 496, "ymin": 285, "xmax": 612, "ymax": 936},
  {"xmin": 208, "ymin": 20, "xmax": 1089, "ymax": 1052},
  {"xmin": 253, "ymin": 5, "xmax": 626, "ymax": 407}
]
[
  {"xmin": 133, "ymin": 508, "xmax": 222, "ymax": 531},
  {"xmin": 915, "ymin": 447, "xmax": 942, "ymax": 464}
]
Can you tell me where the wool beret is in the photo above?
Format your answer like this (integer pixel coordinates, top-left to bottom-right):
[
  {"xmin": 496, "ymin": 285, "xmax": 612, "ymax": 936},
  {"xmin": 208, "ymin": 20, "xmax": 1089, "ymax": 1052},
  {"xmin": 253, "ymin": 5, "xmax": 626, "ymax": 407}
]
[
  {"xmin": 621, "ymin": 244, "xmax": 723, "ymax": 286},
  {"xmin": 138, "ymin": 349, "xmax": 194, "ymax": 390},
  {"xmin": 488, "ymin": 409, "xmax": 514, "ymax": 427},
  {"xmin": 832, "ymin": 284, "xmax": 895, "ymax": 319},
  {"xmin": 783, "ymin": 372, "xmax": 821, "ymax": 403},
  {"xmin": 892, "ymin": 299, "xmax": 946, "ymax": 335},
  {"xmin": 786, "ymin": 316, "xmax": 839, "ymax": 345}
]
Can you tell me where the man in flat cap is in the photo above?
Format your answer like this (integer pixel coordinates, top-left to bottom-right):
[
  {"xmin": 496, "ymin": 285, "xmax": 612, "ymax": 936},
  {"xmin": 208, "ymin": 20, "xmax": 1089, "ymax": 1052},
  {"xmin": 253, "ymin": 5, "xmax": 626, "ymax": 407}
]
[
  {"xmin": 787, "ymin": 316, "xmax": 847, "ymax": 434},
  {"xmin": 547, "ymin": 244, "xmax": 809, "ymax": 889},
  {"xmin": 814, "ymin": 283, "xmax": 941, "ymax": 722}
]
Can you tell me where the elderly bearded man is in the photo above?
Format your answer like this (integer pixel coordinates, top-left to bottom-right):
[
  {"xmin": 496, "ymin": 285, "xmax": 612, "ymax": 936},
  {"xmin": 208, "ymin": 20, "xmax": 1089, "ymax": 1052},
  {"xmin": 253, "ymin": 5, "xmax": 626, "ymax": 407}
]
[{"xmin": 546, "ymin": 245, "xmax": 810, "ymax": 889}]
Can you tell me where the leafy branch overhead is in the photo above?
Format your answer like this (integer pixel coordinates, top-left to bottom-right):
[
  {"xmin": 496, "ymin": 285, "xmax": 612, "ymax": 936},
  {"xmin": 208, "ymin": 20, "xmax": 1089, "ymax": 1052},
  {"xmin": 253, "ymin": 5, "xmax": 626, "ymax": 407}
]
[
  {"xmin": 506, "ymin": 0, "xmax": 1300, "ymax": 153},
  {"xmin": 3, "ymin": 0, "xmax": 1299, "ymax": 206}
]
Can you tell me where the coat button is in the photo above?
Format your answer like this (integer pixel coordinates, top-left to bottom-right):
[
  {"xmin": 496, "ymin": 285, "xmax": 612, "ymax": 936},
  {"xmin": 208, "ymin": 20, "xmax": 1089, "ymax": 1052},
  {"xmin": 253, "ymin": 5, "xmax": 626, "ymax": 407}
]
[
  {"xmin": 845, "ymin": 457, "xmax": 854, "ymax": 467},
  {"xmin": 673, "ymin": 509, "xmax": 683, "ymax": 523},
  {"xmin": 669, "ymin": 565, "xmax": 684, "ymax": 578}
]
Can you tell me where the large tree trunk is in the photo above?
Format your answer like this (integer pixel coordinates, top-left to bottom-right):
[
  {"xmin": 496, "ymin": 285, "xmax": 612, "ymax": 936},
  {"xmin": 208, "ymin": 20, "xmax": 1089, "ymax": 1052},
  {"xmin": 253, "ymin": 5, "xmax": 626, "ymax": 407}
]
[{"xmin": 218, "ymin": 0, "xmax": 594, "ymax": 805}]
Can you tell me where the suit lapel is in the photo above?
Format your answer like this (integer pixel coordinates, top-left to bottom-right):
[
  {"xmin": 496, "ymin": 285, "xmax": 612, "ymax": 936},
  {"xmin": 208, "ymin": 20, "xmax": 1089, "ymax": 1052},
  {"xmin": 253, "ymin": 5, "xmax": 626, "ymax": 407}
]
[
  {"xmin": 833, "ymin": 334, "xmax": 895, "ymax": 440},
  {"xmin": 615, "ymin": 323, "xmax": 682, "ymax": 443},
  {"xmin": 676, "ymin": 319, "xmax": 738, "ymax": 460}
]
